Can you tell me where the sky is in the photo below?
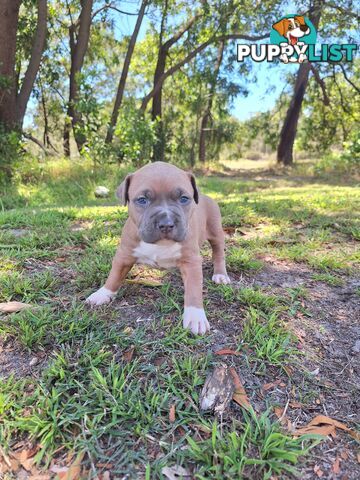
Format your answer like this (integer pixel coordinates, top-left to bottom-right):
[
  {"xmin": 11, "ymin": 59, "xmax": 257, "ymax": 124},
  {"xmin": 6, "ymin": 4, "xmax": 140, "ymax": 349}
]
[{"xmin": 112, "ymin": 5, "xmax": 300, "ymax": 122}]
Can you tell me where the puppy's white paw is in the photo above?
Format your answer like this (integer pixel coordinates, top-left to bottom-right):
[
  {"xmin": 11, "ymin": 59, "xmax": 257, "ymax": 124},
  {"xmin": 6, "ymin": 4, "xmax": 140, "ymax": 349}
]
[
  {"xmin": 183, "ymin": 307, "xmax": 210, "ymax": 335},
  {"xmin": 85, "ymin": 286, "xmax": 117, "ymax": 306},
  {"xmin": 298, "ymin": 53, "xmax": 307, "ymax": 63},
  {"xmin": 212, "ymin": 273, "xmax": 231, "ymax": 284}
]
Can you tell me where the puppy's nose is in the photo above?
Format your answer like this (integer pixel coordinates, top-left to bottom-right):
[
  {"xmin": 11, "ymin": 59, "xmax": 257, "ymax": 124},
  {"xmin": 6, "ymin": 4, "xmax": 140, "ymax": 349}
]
[
  {"xmin": 300, "ymin": 25, "xmax": 308, "ymax": 32},
  {"xmin": 158, "ymin": 218, "xmax": 175, "ymax": 234}
]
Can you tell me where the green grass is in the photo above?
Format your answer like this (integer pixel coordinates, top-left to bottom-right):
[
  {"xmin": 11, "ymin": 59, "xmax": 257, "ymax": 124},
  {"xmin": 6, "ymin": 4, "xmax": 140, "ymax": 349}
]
[{"xmin": 0, "ymin": 158, "xmax": 359, "ymax": 478}]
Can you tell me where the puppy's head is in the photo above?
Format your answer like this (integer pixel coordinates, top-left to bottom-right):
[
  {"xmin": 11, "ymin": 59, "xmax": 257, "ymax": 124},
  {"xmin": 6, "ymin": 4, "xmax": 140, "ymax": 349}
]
[
  {"xmin": 116, "ymin": 162, "xmax": 199, "ymax": 243},
  {"xmin": 273, "ymin": 16, "xmax": 310, "ymax": 45}
]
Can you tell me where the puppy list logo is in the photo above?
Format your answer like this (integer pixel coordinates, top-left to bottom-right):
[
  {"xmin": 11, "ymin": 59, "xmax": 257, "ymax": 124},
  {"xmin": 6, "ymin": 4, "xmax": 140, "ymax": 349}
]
[{"xmin": 237, "ymin": 14, "xmax": 357, "ymax": 64}]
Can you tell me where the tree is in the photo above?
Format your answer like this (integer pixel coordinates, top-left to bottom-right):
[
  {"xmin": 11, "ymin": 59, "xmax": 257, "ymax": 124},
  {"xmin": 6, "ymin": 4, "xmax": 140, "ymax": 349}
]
[
  {"xmin": 0, "ymin": 0, "xmax": 22, "ymax": 129},
  {"xmin": 150, "ymin": 2, "xmax": 202, "ymax": 161},
  {"xmin": 16, "ymin": 0, "xmax": 48, "ymax": 127},
  {"xmin": 276, "ymin": 0, "xmax": 358, "ymax": 165},
  {"xmin": 63, "ymin": 0, "xmax": 93, "ymax": 156},
  {"xmin": 105, "ymin": 0, "xmax": 148, "ymax": 145},
  {"xmin": 198, "ymin": 41, "xmax": 225, "ymax": 163},
  {"xmin": 0, "ymin": 0, "xmax": 48, "ymax": 130}
]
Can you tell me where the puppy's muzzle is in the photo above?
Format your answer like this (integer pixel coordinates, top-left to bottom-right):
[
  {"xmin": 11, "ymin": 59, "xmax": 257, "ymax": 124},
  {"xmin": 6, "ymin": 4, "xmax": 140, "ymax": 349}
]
[{"xmin": 158, "ymin": 216, "xmax": 175, "ymax": 235}]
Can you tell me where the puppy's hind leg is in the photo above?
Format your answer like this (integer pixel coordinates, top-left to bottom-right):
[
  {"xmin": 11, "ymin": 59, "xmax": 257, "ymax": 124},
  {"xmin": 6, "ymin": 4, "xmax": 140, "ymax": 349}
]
[
  {"xmin": 207, "ymin": 207, "xmax": 230, "ymax": 285},
  {"xmin": 209, "ymin": 235, "xmax": 231, "ymax": 285}
]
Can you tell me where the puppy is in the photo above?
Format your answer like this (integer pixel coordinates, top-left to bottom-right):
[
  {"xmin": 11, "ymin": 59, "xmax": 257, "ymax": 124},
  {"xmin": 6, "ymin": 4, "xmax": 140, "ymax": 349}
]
[
  {"xmin": 86, "ymin": 162, "xmax": 230, "ymax": 335},
  {"xmin": 273, "ymin": 16, "xmax": 310, "ymax": 63}
]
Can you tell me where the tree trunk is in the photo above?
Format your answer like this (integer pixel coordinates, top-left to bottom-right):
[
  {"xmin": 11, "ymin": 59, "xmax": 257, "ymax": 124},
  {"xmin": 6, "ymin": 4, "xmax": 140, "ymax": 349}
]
[
  {"xmin": 198, "ymin": 41, "xmax": 225, "ymax": 163},
  {"xmin": 0, "ymin": 0, "xmax": 21, "ymax": 129},
  {"xmin": 277, "ymin": 0, "xmax": 323, "ymax": 165},
  {"xmin": 150, "ymin": 11, "xmax": 200, "ymax": 162},
  {"xmin": 151, "ymin": 46, "xmax": 167, "ymax": 162},
  {"xmin": 16, "ymin": 0, "xmax": 47, "ymax": 127},
  {"xmin": 64, "ymin": 0, "xmax": 93, "ymax": 156},
  {"xmin": 105, "ymin": 0, "xmax": 148, "ymax": 144}
]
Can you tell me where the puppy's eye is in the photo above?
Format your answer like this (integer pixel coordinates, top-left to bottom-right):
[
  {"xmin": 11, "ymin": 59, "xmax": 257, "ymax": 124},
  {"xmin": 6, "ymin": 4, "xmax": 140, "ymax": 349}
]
[
  {"xmin": 179, "ymin": 195, "xmax": 190, "ymax": 205},
  {"xmin": 288, "ymin": 24, "xmax": 293, "ymax": 30},
  {"xmin": 135, "ymin": 197, "xmax": 148, "ymax": 206}
]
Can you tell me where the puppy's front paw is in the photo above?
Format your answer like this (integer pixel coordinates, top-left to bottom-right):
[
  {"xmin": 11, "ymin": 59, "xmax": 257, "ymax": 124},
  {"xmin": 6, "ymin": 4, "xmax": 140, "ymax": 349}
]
[
  {"xmin": 212, "ymin": 273, "xmax": 231, "ymax": 285},
  {"xmin": 85, "ymin": 286, "xmax": 117, "ymax": 306},
  {"xmin": 183, "ymin": 307, "xmax": 210, "ymax": 335}
]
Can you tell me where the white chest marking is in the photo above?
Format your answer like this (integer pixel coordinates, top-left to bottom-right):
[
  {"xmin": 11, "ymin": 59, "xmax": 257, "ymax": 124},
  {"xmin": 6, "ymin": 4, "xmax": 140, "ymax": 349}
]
[{"xmin": 133, "ymin": 241, "xmax": 182, "ymax": 269}]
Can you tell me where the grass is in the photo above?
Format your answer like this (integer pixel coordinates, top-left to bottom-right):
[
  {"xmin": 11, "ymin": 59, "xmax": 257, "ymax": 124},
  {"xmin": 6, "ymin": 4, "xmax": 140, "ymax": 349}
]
[{"xmin": 0, "ymin": 158, "xmax": 359, "ymax": 478}]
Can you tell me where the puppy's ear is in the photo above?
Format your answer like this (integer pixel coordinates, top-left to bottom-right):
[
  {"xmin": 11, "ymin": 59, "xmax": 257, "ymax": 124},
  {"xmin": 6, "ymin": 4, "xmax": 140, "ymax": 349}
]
[
  {"xmin": 295, "ymin": 15, "xmax": 306, "ymax": 25},
  {"xmin": 188, "ymin": 173, "xmax": 199, "ymax": 204},
  {"xmin": 116, "ymin": 174, "xmax": 133, "ymax": 206},
  {"xmin": 272, "ymin": 18, "xmax": 287, "ymax": 37}
]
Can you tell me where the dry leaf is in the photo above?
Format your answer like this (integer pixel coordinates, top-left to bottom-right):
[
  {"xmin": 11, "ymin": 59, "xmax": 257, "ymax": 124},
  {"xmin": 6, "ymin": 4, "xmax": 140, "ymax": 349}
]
[
  {"xmin": 314, "ymin": 465, "xmax": 324, "ymax": 477},
  {"xmin": 0, "ymin": 301, "xmax": 32, "ymax": 313},
  {"xmin": 274, "ymin": 407, "xmax": 284, "ymax": 419},
  {"xmin": 200, "ymin": 365, "xmax": 235, "ymax": 413},
  {"xmin": 229, "ymin": 367, "xmax": 251, "ymax": 410},
  {"xmin": 223, "ymin": 226, "xmax": 236, "ymax": 236},
  {"xmin": 289, "ymin": 401, "xmax": 303, "ymax": 408},
  {"xmin": 126, "ymin": 277, "xmax": 163, "ymax": 287},
  {"xmin": 169, "ymin": 404, "xmax": 176, "ymax": 423},
  {"xmin": 214, "ymin": 348, "xmax": 240, "ymax": 356},
  {"xmin": 332, "ymin": 456, "xmax": 341, "ymax": 474},
  {"xmin": 162, "ymin": 465, "xmax": 191, "ymax": 480},
  {"xmin": 123, "ymin": 347, "xmax": 134, "ymax": 362},
  {"xmin": 57, "ymin": 452, "xmax": 84, "ymax": 480},
  {"xmin": 12, "ymin": 449, "xmax": 35, "ymax": 472},
  {"xmin": 340, "ymin": 450, "xmax": 349, "ymax": 460},
  {"xmin": 294, "ymin": 415, "xmax": 360, "ymax": 440}
]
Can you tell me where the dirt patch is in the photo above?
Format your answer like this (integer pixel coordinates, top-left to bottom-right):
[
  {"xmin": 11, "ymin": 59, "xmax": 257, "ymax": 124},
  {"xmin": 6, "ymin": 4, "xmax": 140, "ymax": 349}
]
[{"xmin": 0, "ymin": 336, "xmax": 46, "ymax": 379}]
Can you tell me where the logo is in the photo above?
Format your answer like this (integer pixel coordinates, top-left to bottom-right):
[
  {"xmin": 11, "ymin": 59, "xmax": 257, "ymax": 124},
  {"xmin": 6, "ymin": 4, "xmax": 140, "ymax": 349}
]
[{"xmin": 237, "ymin": 14, "xmax": 357, "ymax": 64}]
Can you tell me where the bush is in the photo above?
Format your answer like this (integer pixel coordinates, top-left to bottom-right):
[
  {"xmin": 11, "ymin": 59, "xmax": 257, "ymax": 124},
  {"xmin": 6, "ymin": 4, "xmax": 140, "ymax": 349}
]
[
  {"xmin": 0, "ymin": 124, "xmax": 22, "ymax": 183},
  {"xmin": 314, "ymin": 131, "xmax": 360, "ymax": 175}
]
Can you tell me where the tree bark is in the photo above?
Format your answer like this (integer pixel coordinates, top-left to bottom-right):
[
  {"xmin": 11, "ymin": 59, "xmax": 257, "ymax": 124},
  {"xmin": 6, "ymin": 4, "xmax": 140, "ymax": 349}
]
[
  {"xmin": 151, "ymin": 10, "xmax": 206, "ymax": 161},
  {"xmin": 64, "ymin": 0, "xmax": 93, "ymax": 156},
  {"xmin": 198, "ymin": 41, "xmax": 225, "ymax": 163},
  {"xmin": 16, "ymin": 0, "xmax": 47, "ymax": 127},
  {"xmin": 0, "ymin": 0, "xmax": 22, "ymax": 129},
  {"xmin": 277, "ymin": 0, "xmax": 323, "ymax": 165},
  {"xmin": 105, "ymin": 0, "xmax": 148, "ymax": 144}
]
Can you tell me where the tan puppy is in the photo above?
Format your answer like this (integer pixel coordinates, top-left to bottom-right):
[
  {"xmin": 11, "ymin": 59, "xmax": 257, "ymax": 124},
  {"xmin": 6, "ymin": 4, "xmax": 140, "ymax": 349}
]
[{"xmin": 86, "ymin": 162, "xmax": 230, "ymax": 335}]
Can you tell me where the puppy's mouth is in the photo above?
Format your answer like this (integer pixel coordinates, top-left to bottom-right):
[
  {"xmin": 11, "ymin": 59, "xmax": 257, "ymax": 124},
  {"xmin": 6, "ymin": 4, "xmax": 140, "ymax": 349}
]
[{"xmin": 289, "ymin": 34, "xmax": 298, "ymax": 45}]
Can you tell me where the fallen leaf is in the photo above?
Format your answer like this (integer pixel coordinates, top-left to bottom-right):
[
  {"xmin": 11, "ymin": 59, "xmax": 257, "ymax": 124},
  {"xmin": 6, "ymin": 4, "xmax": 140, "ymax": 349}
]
[
  {"xmin": 229, "ymin": 367, "xmax": 251, "ymax": 410},
  {"xmin": 223, "ymin": 226, "xmax": 236, "ymax": 236},
  {"xmin": 162, "ymin": 465, "xmax": 191, "ymax": 480},
  {"xmin": 169, "ymin": 404, "xmax": 176, "ymax": 423},
  {"xmin": 0, "ymin": 301, "xmax": 32, "ymax": 313},
  {"xmin": 274, "ymin": 407, "xmax": 284, "ymax": 419},
  {"xmin": 262, "ymin": 380, "xmax": 282, "ymax": 391},
  {"xmin": 357, "ymin": 452, "xmax": 360, "ymax": 463},
  {"xmin": 214, "ymin": 348, "xmax": 240, "ymax": 356},
  {"xmin": 153, "ymin": 356, "xmax": 167, "ymax": 367},
  {"xmin": 126, "ymin": 277, "xmax": 163, "ymax": 287},
  {"xmin": 200, "ymin": 365, "xmax": 234, "ymax": 413},
  {"xmin": 289, "ymin": 401, "xmax": 303, "ymax": 408},
  {"xmin": 57, "ymin": 452, "xmax": 84, "ymax": 480},
  {"xmin": 28, "ymin": 475, "xmax": 51, "ymax": 480},
  {"xmin": 123, "ymin": 347, "xmax": 134, "ymax": 362},
  {"xmin": 12, "ymin": 449, "xmax": 35, "ymax": 472},
  {"xmin": 340, "ymin": 450, "xmax": 349, "ymax": 460},
  {"xmin": 314, "ymin": 465, "xmax": 324, "ymax": 477},
  {"xmin": 294, "ymin": 415, "xmax": 360, "ymax": 440},
  {"xmin": 332, "ymin": 456, "xmax": 341, "ymax": 474}
]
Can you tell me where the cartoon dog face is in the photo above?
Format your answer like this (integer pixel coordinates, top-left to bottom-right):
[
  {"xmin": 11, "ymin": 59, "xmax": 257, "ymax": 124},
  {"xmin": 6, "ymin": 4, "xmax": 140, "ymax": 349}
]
[{"xmin": 272, "ymin": 16, "xmax": 310, "ymax": 45}]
